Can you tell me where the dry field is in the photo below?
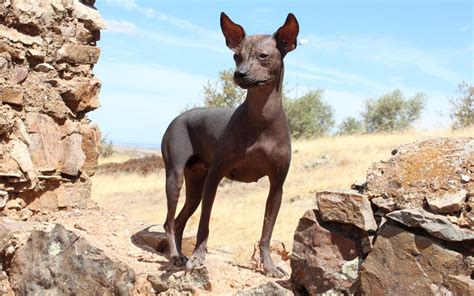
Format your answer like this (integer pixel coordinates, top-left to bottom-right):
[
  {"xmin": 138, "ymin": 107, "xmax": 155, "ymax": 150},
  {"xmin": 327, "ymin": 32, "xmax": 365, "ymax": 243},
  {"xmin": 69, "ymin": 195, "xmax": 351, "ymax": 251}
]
[{"xmin": 91, "ymin": 127, "xmax": 474, "ymax": 264}]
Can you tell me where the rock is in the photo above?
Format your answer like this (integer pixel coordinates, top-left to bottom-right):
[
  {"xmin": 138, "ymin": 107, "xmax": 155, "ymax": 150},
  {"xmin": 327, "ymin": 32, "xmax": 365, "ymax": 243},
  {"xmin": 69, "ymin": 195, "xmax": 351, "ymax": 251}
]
[
  {"xmin": 316, "ymin": 190, "xmax": 377, "ymax": 232},
  {"xmin": 11, "ymin": 67, "xmax": 28, "ymax": 84},
  {"xmin": 445, "ymin": 275, "xmax": 474, "ymax": 296},
  {"xmin": 0, "ymin": 271, "xmax": 14, "ymax": 296},
  {"xmin": 60, "ymin": 123, "xmax": 85, "ymax": 176},
  {"xmin": 27, "ymin": 48, "xmax": 45, "ymax": 61},
  {"xmin": 370, "ymin": 196, "xmax": 397, "ymax": 212},
  {"xmin": 0, "ymin": 56, "xmax": 9, "ymax": 74},
  {"xmin": 131, "ymin": 273, "xmax": 156, "ymax": 296},
  {"xmin": 0, "ymin": 86, "xmax": 23, "ymax": 106},
  {"xmin": 427, "ymin": 189, "xmax": 467, "ymax": 214},
  {"xmin": 5, "ymin": 198, "xmax": 26, "ymax": 210},
  {"xmin": 366, "ymin": 138, "xmax": 474, "ymax": 210},
  {"xmin": 148, "ymin": 267, "xmax": 212, "ymax": 294},
  {"xmin": 0, "ymin": 190, "xmax": 8, "ymax": 208},
  {"xmin": 359, "ymin": 223, "xmax": 471, "ymax": 295},
  {"xmin": 34, "ymin": 63, "xmax": 54, "ymax": 72},
  {"xmin": 387, "ymin": 208, "xmax": 474, "ymax": 242},
  {"xmin": 235, "ymin": 281, "xmax": 292, "ymax": 296},
  {"xmin": 81, "ymin": 123, "xmax": 100, "ymax": 175},
  {"xmin": 59, "ymin": 77, "xmax": 101, "ymax": 112},
  {"xmin": 7, "ymin": 224, "xmax": 136, "ymax": 295},
  {"xmin": 72, "ymin": 1, "xmax": 106, "ymax": 31},
  {"xmin": 290, "ymin": 209, "xmax": 365, "ymax": 295},
  {"xmin": 461, "ymin": 174, "xmax": 471, "ymax": 183},
  {"xmin": 58, "ymin": 44, "xmax": 101, "ymax": 64},
  {"xmin": 26, "ymin": 178, "xmax": 91, "ymax": 211},
  {"xmin": 26, "ymin": 113, "xmax": 62, "ymax": 172},
  {"xmin": 0, "ymin": 25, "xmax": 42, "ymax": 45}
]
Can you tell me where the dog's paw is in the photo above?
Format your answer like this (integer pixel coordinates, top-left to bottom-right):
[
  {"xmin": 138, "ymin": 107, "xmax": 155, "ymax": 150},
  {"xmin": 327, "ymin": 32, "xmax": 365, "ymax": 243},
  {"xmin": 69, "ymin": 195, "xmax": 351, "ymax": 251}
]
[
  {"xmin": 171, "ymin": 255, "xmax": 188, "ymax": 267},
  {"xmin": 264, "ymin": 266, "xmax": 289, "ymax": 278},
  {"xmin": 185, "ymin": 254, "xmax": 205, "ymax": 269}
]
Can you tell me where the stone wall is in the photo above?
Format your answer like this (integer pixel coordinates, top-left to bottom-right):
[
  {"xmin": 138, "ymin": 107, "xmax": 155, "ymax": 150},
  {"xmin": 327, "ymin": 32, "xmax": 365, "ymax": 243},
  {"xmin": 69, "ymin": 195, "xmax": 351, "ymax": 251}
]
[{"xmin": 0, "ymin": 0, "xmax": 103, "ymax": 218}]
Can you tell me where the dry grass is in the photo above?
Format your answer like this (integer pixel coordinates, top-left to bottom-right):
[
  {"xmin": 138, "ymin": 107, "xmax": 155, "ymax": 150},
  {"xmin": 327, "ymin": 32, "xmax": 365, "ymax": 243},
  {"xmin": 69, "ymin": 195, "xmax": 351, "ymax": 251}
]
[{"xmin": 91, "ymin": 126, "xmax": 474, "ymax": 263}]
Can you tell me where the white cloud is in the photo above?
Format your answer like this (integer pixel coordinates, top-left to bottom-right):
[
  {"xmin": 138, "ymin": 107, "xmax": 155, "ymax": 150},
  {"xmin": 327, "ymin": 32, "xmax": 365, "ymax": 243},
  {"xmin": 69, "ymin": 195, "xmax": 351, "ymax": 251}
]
[
  {"xmin": 103, "ymin": 0, "xmax": 156, "ymax": 17},
  {"xmin": 306, "ymin": 34, "xmax": 464, "ymax": 84},
  {"xmin": 155, "ymin": 11, "xmax": 221, "ymax": 40},
  {"xmin": 105, "ymin": 19, "xmax": 137, "ymax": 34}
]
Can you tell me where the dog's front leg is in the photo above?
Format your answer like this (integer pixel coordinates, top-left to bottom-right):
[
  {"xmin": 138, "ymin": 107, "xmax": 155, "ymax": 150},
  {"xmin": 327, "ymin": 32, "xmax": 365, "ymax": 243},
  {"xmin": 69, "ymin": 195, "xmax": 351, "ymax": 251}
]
[
  {"xmin": 186, "ymin": 166, "xmax": 223, "ymax": 269},
  {"xmin": 259, "ymin": 177, "xmax": 288, "ymax": 278}
]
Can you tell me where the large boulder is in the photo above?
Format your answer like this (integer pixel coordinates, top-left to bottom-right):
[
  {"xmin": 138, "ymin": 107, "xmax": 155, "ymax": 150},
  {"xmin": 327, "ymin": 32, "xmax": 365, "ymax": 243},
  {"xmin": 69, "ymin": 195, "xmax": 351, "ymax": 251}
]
[
  {"xmin": 291, "ymin": 209, "xmax": 369, "ymax": 295},
  {"xmin": 7, "ymin": 224, "xmax": 136, "ymax": 295},
  {"xmin": 366, "ymin": 138, "xmax": 473, "ymax": 215},
  {"xmin": 359, "ymin": 223, "xmax": 473, "ymax": 295}
]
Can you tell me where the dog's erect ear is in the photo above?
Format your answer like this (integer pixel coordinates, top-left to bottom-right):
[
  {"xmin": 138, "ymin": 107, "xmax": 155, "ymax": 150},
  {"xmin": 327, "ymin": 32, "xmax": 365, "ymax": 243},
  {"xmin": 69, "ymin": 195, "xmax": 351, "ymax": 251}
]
[
  {"xmin": 273, "ymin": 13, "xmax": 299, "ymax": 55},
  {"xmin": 220, "ymin": 12, "xmax": 246, "ymax": 50}
]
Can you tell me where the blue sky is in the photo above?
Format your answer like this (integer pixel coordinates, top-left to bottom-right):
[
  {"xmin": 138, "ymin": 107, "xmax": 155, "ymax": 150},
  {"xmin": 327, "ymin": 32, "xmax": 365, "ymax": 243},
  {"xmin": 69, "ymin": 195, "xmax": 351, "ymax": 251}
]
[{"xmin": 90, "ymin": 0, "xmax": 473, "ymax": 147}]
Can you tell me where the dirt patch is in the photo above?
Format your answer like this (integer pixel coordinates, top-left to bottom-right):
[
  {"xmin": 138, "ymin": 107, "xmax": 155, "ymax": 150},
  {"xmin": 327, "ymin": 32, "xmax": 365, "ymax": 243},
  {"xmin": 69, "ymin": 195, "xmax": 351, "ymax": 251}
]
[{"xmin": 97, "ymin": 155, "xmax": 164, "ymax": 175}]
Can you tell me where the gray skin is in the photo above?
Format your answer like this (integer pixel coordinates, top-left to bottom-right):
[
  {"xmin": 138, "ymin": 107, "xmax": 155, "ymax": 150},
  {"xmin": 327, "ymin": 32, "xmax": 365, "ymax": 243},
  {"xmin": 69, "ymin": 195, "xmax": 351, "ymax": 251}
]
[{"xmin": 161, "ymin": 12, "xmax": 299, "ymax": 278}]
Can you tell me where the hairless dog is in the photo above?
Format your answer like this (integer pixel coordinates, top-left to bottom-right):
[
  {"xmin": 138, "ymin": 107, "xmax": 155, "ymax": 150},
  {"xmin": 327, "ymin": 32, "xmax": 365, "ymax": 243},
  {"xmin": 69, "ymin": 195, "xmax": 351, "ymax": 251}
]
[{"xmin": 161, "ymin": 12, "xmax": 299, "ymax": 277}]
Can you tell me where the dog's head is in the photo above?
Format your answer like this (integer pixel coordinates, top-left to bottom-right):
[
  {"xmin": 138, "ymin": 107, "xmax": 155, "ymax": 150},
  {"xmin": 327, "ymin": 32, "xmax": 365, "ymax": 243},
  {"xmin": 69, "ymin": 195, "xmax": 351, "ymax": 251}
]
[{"xmin": 220, "ymin": 12, "xmax": 299, "ymax": 89}]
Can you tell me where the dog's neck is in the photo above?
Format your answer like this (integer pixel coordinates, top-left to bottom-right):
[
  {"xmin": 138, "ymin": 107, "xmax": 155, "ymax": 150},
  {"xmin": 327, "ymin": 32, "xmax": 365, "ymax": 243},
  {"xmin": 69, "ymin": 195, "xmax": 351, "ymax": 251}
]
[{"xmin": 243, "ymin": 64, "xmax": 285, "ymax": 123}]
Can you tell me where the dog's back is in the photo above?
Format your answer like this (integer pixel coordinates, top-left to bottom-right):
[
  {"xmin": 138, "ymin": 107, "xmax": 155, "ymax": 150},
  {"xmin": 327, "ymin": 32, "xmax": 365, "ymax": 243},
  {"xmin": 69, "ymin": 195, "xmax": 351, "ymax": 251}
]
[{"xmin": 161, "ymin": 107, "xmax": 235, "ymax": 170}]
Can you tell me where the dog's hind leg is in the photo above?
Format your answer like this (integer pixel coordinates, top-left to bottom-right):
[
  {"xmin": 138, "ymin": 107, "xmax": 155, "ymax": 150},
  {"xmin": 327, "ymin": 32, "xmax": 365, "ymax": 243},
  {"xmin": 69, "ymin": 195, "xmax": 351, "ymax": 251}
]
[
  {"xmin": 174, "ymin": 166, "xmax": 207, "ymax": 256},
  {"xmin": 164, "ymin": 166, "xmax": 186, "ymax": 266},
  {"xmin": 162, "ymin": 124, "xmax": 193, "ymax": 267}
]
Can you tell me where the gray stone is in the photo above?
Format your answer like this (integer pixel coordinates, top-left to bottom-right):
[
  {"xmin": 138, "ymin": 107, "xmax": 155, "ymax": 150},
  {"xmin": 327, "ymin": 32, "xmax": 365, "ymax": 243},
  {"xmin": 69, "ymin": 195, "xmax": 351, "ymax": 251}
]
[
  {"xmin": 34, "ymin": 63, "xmax": 54, "ymax": 72},
  {"xmin": 427, "ymin": 189, "xmax": 467, "ymax": 214},
  {"xmin": 8, "ymin": 224, "xmax": 135, "ymax": 295},
  {"xmin": 148, "ymin": 267, "xmax": 212, "ymax": 294},
  {"xmin": 387, "ymin": 208, "xmax": 474, "ymax": 242},
  {"xmin": 235, "ymin": 281, "xmax": 292, "ymax": 296}
]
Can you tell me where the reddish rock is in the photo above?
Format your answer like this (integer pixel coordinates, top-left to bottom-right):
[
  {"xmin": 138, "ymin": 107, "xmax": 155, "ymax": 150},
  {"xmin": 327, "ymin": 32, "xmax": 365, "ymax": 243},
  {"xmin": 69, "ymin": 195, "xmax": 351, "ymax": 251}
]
[
  {"xmin": 58, "ymin": 44, "xmax": 100, "ymax": 64},
  {"xmin": 290, "ymin": 209, "xmax": 365, "ymax": 295},
  {"xmin": 59, "ymin": 77, "xmax": 101, "ymax": 112},
  {"xmin": 0, "ymin": 86, "xmax": 23, "ymax": 106},
  {"xmin": 366, "ymin": 138, "xmax": 473, "ymax": 211},
  {"xmin": 359, "ymin": 223, "xmax": 471, "ymax": 295},
  {"xmin": 316, "ymin": 190, "xmax": 377, "ymax": 232},
  {"xmin": 26, "ymin": 113, "xmax": 62, "ymax": 172},
  {"xmin": 81, "ymin": 123, "xmax": 100, "ymax": 176}
]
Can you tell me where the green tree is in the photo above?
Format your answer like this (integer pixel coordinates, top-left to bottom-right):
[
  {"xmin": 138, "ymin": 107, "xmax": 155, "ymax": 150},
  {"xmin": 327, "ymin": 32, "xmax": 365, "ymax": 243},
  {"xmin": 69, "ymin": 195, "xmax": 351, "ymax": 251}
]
[
  {"xmin": 202, "ymin": 69, "xmax": 245, "ymax": 108},
  {"xmin": 362, "ymin": 89, "xmax": 425, "ymax": 133},
  {"xmin": 284, "ymin": 90, "xmax": 335, "ymax": 138},
  {"xmin": 337, "ymin": 116, "xmax": 364, "ymax": 135},
  {"xmin": 450, "ymin": 82, "xmax": 474, "ymax": 129}
]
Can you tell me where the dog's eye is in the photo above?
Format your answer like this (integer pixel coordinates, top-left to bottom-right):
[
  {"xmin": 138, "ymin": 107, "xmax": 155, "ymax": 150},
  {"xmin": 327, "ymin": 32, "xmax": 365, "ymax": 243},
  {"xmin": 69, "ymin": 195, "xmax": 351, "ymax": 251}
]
[
  {"xmin": 233, "ymin": 54, "xmax": 241, "ymax": 62},
  {"xmin": 258, "ymin": 53, "xmax": 269, "ymax": 60}
]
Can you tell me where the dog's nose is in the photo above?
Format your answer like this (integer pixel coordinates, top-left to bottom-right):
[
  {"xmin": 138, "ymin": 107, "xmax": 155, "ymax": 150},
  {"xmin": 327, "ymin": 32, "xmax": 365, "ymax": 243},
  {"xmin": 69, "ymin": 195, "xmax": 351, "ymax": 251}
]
[{"xmin": 234, "ymin": 70, "xmax": 248, "ymax": 79}]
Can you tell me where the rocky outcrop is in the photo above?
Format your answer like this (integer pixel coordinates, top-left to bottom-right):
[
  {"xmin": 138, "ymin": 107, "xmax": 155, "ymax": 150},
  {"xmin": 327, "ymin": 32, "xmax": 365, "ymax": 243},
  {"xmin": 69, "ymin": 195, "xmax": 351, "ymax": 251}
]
[
  {"xmin": 291, "ymin": 137, "xmax": 474, "ymax": 295},
  {"xmin": 291, "ymin": 195, "xmax": 373, "ymax": 295},
  {"xmin": 6, "ymin": 224, "xmax": 135, "ymax": 295},
  {"xmin": 0, "ymin": 0, "xmax": 103, "ymax": 215}
]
